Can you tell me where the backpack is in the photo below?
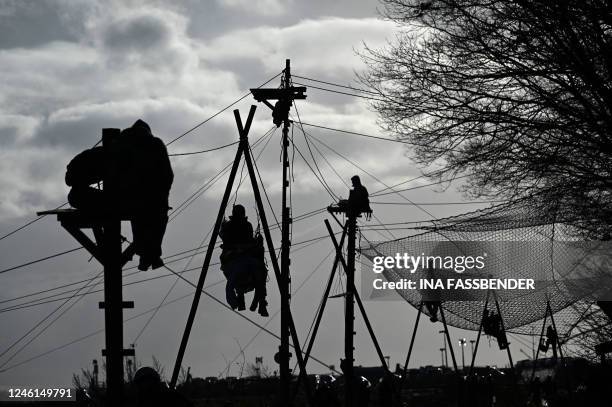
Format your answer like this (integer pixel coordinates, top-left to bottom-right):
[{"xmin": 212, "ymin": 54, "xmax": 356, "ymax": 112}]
[{"xmin": 65, "ymin": 147, "xmax": 105, "ymax": 187}]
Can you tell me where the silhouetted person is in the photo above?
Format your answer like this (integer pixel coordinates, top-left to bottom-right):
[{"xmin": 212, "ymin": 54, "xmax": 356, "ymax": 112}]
[
  {"xmin": 220, "ymin": 204, "xmax": 252, "ymax": 310},
  {"xmin": 133, "ymin": 367, "xmax": 192, "ymax": 407},
  {"xmin": 65, "ymin": 146, "xmax": 105, "ymax": 211},
  {"xmin": 530, "ymin": 376, "xmax": 542, "ymax": 407},
  {"xmin": 314, "ymin": 374, "xmax": 340, "ymax": 407},
  {"xmin": 545, "ymin": 325, "xmax": 558, "ymax": 360},
  {"xmin": 348, "ymin": 175, "xmax": 371, "ymax": 216},
  {"xmin": 119, "ymin": 119, "xmax": 173, "ymax": 271},
  {"xmin": 425, "ymin": 301, "xmax": 440, "ymax": 322},
  {"xmin": 340, "ymin": 359, "xmax": 371, "ymax": 407},
  {"xmin": 248, "ymin": 231, "xmax": 269, "ymax": 317}
]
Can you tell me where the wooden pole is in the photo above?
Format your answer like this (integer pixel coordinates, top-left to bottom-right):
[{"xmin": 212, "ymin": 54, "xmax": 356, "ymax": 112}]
[
  {"xmin": 101, "ymin": 128, "xmax": 124, "ymax": 406},
  {"xmin": 280, "ymin": 58, "xmax": 292, "ymax": 405}
]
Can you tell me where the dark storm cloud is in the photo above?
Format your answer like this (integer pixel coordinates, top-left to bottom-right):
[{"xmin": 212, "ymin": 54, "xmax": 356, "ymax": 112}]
[
  {"xmin": 103, "ymin": 13, "xmax": 172, "ymax": 50},
  {"xmin": 0, "ymin": 1, "xmax": 77, "ymax": 49}
]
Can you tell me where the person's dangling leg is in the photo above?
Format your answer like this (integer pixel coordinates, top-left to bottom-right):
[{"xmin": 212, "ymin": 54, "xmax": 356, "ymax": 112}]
[
  {"xmin": 226, "ymin": 281, "xmax": 238, "ymax": 309},
  {"xmin": 225, "ymin": 264, "xmax": 239, "ymax": 309},
  {"xmin": 149, "ymin": 209, "xmax": 168, "ymax": 270},
  {"xmin": 257, "ymin": 265, "xmax": 268, "ymax": 317},
  {"xmin": 236, "ymin": 290, "xmax": 245, "ymax": 311},
  {"xmin": 249, "ymin": 287, "xmax": 259, "ymax": 312},
  {"xmin": 131, "ymin": 215, "xmax": 151, "ymax": 271},
  {"xmin": 250, "ymin": 259, "xmax": 262, "ymax": 312}
]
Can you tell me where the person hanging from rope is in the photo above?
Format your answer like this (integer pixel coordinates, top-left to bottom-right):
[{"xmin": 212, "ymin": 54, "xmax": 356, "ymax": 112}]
[
  {"xmin": 65, "ymin": 119, "xmax": 173, "ymax": 271},
  {"xmin": 421, "ymin": 266, "xmax": 441, "ymax": 322},
  {"xmin": 482, "ymin": 309, "xmax": 509, "ymax": 350},
  {"xmin": 545, "ymin": 325, "xmax": 558, "ymax": 360},
  {"xmin": 249, "ymin": 228, "xmax": 269, "ymax": 317},
  {"xmin": 219, "ymin": 204, "xmax": 268, "ymax": 316}
]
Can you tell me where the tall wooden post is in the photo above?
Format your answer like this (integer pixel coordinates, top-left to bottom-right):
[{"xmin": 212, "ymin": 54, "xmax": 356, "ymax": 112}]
[
  {"xmin": 345, "ymin": 213, "xmax": 357, "ymax": 407},
  {"xmin": 279, "ymin": 58, "xmax": 292, "ymax": 405},
  {"xmin": 101, "ymin": 128, "xmax": 125, "ymax": 406}
]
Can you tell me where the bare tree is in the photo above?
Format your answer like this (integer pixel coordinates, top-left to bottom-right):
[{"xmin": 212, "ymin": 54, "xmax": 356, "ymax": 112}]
[
  {"xmin": 151, "ymin": 355, "xmax": 166, "ymax": 382},
  {"xmin": 244, "ymin": 359, "xmax": 272, "ymax": 378},
  {"xmin": 361, "ymin": 0, "xmax": 612, "ymax": 238},
  {"xmin": 565, "ymin": 301, "xmax": 612, "ymax": 362}
]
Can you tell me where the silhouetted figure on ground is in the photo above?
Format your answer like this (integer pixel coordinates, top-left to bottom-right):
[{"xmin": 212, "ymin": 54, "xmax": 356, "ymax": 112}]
[
  {"xmin": 348, "ymin": 175, "xmax": 372, "ymax": 217},
  {"xmin": 340, "ymin": 359, "xmax": 371, "ymax": 407},
  {"xmin": 378, "ymin": 371, "xmax": 400, "ymax": 407},
  {"xmin": 219, "ymin": 204, "xmax": 268, "ymax": 316},
  {"xmin": 64, "ymin": 119, "xmax": 173, "ymax": 272},
  {"xmin": 530, "ymin": 376, "xmax": 542, "ymax": 407},
  {"xmin": 133, "ymin": 367, "xmax": 192, "ymax": 407},
  {"xmin": 314, "ymin": 374, "xmax": 339, "ymax": 407}
]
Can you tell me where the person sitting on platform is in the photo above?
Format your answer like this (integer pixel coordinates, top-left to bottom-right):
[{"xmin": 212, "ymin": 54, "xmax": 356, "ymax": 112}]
[
  {"xmin": 65, "ymin": 146, "xmax": 105, "ymax": 212},
  {"xmin": 64, "ymin": 119, "xmax": 173, "ymax": 272},
  {"xmin": 348, "ymin": 175, "xmax": 372, "ymax": 217},
  {"xmin": 219, "ymin": 204, "xmax": 268, "ymax": 316},
  {"xmin": 334, "ymin": 175, "xmax": 372, "ymax": 218},
  {"xmin": 119, "ymin": 119, "xmax": 173, "ymax": 271}
]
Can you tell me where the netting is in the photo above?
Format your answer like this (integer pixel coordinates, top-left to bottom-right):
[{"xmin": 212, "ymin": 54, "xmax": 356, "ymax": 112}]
[{"xmin": 359, "ymin": 197, "xmax": 612, "ymax": 336}]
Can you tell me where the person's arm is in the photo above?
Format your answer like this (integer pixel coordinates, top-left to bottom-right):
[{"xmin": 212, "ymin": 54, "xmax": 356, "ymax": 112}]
[{"xmin": 154, "ymin": 138, "xmax": 174, "ymax": 192}]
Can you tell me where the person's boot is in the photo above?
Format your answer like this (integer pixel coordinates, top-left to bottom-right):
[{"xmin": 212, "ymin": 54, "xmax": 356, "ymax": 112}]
[
  {"xmin": 237, "ymin": 293, "xmax": 246, "ymax": 311},
  {"xmin": 258, "ymin": 300, "xmax": 269, "ymax": 317},
  {"xmin": 151, "ymin": 257, "xmax": 164, "ymax": 270},
  {"xmin": 138, "ymin": 256, "xmax": 151, "ymax": 271},
  {"xmin": 249, "ymin": 297, "xmax": 258, "ymax": 312}
]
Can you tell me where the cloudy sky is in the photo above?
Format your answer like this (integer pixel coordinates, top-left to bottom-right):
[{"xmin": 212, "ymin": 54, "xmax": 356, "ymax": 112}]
[{"xmin": 0, "ymin": 0, "xmax": 515, "ymax": 387}]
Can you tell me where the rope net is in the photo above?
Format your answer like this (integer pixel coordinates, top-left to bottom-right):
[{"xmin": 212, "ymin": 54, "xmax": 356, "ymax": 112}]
[{"xmin": 359, "ymin": 197, "xmax": 612, "ymax": 336}]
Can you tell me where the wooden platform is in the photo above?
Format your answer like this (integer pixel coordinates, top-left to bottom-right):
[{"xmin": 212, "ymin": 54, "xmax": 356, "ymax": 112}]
[
  {"xmin": 38, "ymin": 208, "xmax": 136, "ymax": 266},
  {"xmin": 37, "ymin": 208, "xmax": 133, "ymax": 228},
  {"xmin": 327, "ymin": 204, "xmax": 372, "ymax": 217}
]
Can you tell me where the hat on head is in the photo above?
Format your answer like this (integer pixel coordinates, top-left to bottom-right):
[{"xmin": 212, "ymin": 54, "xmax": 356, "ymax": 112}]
[
  {"xmin": 133, "ymin": 367, "xmax": 160, "ymax": 384},
  {"xmin": 232, "ymin": 204, "xmax": 246, "ymax": 218},
  {"xmin": 131, "ymin": 119, "xmax": 152, "ymax": 135}
]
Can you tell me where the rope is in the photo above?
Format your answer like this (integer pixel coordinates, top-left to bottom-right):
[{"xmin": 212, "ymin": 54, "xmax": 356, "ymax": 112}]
[
  {"xmin": 169, "ymin": 141, "xmax": 238, "ymax": 156},
  {"xmin": 292, "ymin": 74, "xmax": 379, "ymax": 95},
  {"xmin": 293, "ymin": 82, "xmax": 385, "ymax": 103},
  {"xmin": 0, "ymin": 247, "xmax": 84, "ymax": 275},
  {"xmin": 296, "ymin": 121, "xmax": 462, "ymax": 152},
  {"xmin": 165, "ymin": 72, "xmax": 281, "ymax": 146},
  {"xmin": 293, "ymin": 103, "xmax": 339, "ymax": 200},
  {"xmin": 161, "ymin": 263, "xmax": 334, "ymax": 372}
]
